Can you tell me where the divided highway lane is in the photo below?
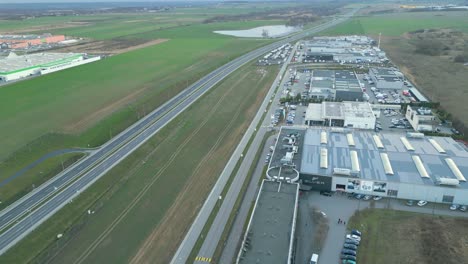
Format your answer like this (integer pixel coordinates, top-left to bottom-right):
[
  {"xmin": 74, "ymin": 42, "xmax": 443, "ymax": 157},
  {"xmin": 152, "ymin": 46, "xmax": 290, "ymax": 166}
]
[
  {"xmin": 0, "ymin": 11, "xmax": 356, "ymax": 255},
  {"xmin": 0, "ymin": 40, "xmax": 271, "ymax": 233},
  {"xmin": 0, "ymin": 57, "xmax": 252, "ymax": 254},
  {"xmin": 0, "ymin": 68, "xmax": 222, "ymax": 232},
  {"xmin": 173, "ymin": 9, "xmax": 358, "ymax": 264},
  {"xmin": 0, "ymin": 38, "xmax": 284, "ymax": 255}
]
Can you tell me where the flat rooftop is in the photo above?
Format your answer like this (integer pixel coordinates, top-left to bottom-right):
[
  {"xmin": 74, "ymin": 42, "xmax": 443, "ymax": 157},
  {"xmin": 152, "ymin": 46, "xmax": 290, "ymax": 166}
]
[
  {"xmin": 306, "ymin": 101, "xmax": 374, "ymax": 120},
  {"xmin": 311, "ymin": 79, "xmax": 333, "ymax": 89},
  {"xmin": 0, "ymin": 52, "xmax": 82, "ymax": 74},
  {"xmin": 301, "ymin": 128, "xmax": 468, "ymax": 188},
  {"xmin": 238, "ymin": 180, "xmax": 298, "ymax": 264},
  {"xmin": 370, "ymin": 67, "xmax": 402, "ymax": 78},
  {"xmin": 311, "ymin": 69, "xmax": 361, "ymax": 92},
  {"xmin": 270, "ymin": 128, "xmax": 305, "ymax": 170},
  {"xmin": 335, "ymin": 70, "xmax": 356, "ymax": 81},
  {"xmin": 312, "ymin": 69, "xmax": 334, "ymax": 78}
]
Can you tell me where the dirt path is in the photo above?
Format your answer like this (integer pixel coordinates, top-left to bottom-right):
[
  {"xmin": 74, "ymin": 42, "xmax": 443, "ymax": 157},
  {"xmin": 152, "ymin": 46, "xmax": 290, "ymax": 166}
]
[
  {"xmin": 53, "ymin": 38, "xmax": 168, "ymax": 55},
  {"xmin": 0, "ymin": 21, "xmax": 91, "ymax": 34}
]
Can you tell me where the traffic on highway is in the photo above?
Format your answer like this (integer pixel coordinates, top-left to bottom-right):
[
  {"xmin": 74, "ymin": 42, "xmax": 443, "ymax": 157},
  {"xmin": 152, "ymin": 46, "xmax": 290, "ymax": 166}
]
[{"xmin": 0, "ymin": 9, "xmax": 357, "ymax": 256}]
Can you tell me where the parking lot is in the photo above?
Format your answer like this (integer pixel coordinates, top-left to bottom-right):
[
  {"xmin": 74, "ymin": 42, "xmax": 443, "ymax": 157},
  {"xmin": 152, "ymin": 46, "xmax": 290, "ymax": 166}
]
[
  {"xmin": 296, "ymin": 191, "xmax": 468, "ymax": 264},
  {"xmin": 270, "ymin": 67, "xmax": 309, "ymax": 127},
  {"xmin": 356, "ymin": 73, "xmax": 413, "ymax": 105}
]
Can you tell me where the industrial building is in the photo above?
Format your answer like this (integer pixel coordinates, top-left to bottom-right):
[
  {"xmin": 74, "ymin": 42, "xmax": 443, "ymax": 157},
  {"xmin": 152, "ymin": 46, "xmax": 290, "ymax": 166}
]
[
  {"xmin": 406, "ymin": 106, "xmax": 436, "ymax": 132},
  {"xmin": 369, "ymin": 67, "xmax": 404, "ymax": 90},
  {"xmin": 236, "ymin": 180, "xmax": 299, "ymax": 264},
  {"xmin": 270, "ymin": 126, "xmax": 468, "ymax": 205},
  {"xmin": 305, "ymin": 101, "xmax": 377, "ymax": 129},
  {"xmin": 0, "ymin": 34, "xmax": 65, "ymax": 49},
  {"xmin": 301, "ymin": 36, "xmax": 387, "ymax": 64},
  {"xmin": 309, "ymin": 69, "xmax": 363, "ymax": 101},
  {"xmin": 0, "ymin": 52, "xmax": 101, "ymax": 82}
]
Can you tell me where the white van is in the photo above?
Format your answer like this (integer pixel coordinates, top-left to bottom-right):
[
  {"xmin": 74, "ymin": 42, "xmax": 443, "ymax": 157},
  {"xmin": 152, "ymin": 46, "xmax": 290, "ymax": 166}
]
[{"xmin": 310, "ymin": 253, "xmax": 319, "ymax": 264}]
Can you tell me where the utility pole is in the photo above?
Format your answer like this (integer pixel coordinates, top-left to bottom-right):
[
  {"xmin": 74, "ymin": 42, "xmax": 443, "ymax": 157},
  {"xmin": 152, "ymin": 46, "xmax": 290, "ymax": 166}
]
[{"xmin": 378, "ymin": 32, "xmax": 382, "ymax": 49}]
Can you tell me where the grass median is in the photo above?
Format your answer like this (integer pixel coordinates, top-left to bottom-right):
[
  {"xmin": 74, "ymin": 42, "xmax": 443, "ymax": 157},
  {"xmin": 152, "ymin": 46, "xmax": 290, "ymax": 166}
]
[{"xmin": 0, "ymin": 63, "xmax": 277, "ymax": 264}]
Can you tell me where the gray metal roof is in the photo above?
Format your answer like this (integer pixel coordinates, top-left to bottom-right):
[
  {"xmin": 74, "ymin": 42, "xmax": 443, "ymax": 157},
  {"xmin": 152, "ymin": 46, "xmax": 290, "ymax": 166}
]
[
  {"xmin": 300, "ymin": 128, "xmax": 468, "ymax": 188},
  {"xmin": 312, "ymin": 69, "xmax": 334, "ymax": 78},
  {"xmin": 312, "ymin": 79, "xmax": 333, "ymax": 89},
  {"xmin": 334, "ymin": 70, "xmax": 356, "ymax": 80},
  {"xmin": 238, "ymin": 181, "xmax": 298, "ymax": 264}
]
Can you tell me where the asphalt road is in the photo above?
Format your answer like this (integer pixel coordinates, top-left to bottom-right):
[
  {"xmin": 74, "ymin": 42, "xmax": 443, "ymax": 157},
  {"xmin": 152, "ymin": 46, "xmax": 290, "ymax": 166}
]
[
  {"xmin": 192, "ymin": 35, "xmax": 298, "ymax": 264},
  {"xmin": 219, "ymin": 134, "xmax": 278, "ymax": 264},
  {"xmin": 172, "ymin": 10, "xmax": 358, "ymax": 264},
  {"xmin": 0, "ymin": 10, "xmax": 356, "ymax": 256}
]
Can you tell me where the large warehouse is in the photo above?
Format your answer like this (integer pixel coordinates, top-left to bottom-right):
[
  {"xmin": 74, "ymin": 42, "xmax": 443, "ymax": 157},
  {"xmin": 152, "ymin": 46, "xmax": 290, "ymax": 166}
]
[
  {"xmin": 309, "ymin": 69, "xmax": 363, "ymax": 101},
  {"xmin": 0, "ymin": 52, "xmax": 101, "ymax": 82},
  {"xmin": 272, "ymin": 126, "xmax": 468, "ymax": 205},
  {"xmin": 369, "ymin": 67, "xmax": 404, "ymax": 90},
  {"xmin": 302, "ymin": 36, "xmax": 387, "ymax": 64}
]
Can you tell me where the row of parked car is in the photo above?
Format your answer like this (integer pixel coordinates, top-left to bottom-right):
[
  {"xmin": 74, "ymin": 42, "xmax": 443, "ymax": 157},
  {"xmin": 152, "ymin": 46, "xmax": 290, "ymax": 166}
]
[
  {"xmin": 406, "ymin": 200, "xmax": 467, "ymax": 211},
  {"xmin": 341, "ymin": 229, "xmax": 362, "ymax": 264},
  {"xmin": 352, "ymin": 193, "xmax": 383, "ymax": 201}
]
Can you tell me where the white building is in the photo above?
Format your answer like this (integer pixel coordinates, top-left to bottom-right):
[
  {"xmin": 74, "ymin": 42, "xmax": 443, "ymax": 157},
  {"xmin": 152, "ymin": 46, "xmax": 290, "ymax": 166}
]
[
  {"xmin": 406, "ymin": 106, "xmax": 436, "ymax": 132},
  {"xmin": 0, "ymin": 52, "xmax": 100, "ymax": 82},
  {"xmin": 305, "ymin": 101, "xmax": 376, "ymax": 129}
]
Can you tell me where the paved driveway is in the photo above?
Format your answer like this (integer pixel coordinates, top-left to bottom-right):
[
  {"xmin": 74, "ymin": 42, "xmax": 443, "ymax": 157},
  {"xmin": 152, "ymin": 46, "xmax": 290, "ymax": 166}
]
[{"xmin": 299, "ymin": 191, "xmax": 468, "ymax": 264}]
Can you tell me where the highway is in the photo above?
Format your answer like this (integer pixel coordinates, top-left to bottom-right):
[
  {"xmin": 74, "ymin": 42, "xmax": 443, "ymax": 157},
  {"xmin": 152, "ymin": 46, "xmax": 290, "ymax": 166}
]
[
  {"xmin": 193, "ymin": 43, "xmax": 296, "ymax": 264},
  {"xmin": 0, "ymin": 10, "xmax": 356, "ymax": 256},
  {"xmin": 172, "ymin": 9, "xmax": 358, "ymax": 264}
]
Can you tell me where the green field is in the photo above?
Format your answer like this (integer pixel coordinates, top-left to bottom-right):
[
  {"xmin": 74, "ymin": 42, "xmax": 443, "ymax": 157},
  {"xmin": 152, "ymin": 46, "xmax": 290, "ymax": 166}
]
[
  {"xmin": 0, "ymin": 8, "xmax": 293, "ymax": 206},
  {"xmin": 348, "ymin": 209, "xmax": 468, "ymax": 264},
  {"xmin": 321, "ymin": 11, "xmax": 468, "ymax": 36},
  {"xmin": 0, "ymin": 3, "xmax": 302, "ymax": 40},
  {"xmin": 0, "ymin": 2, "xmax": 320, "ymax": 261},
  {"xmin": 0, "ymin": 63, "xmax": 278, "ymax": 264}
]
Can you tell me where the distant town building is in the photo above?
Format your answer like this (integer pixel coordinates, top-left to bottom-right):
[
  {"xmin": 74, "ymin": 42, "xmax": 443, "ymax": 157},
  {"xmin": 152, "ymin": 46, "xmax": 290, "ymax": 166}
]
[{"xmin": 0, "ymin": 34, "xmax": 65, "ymax": 49}]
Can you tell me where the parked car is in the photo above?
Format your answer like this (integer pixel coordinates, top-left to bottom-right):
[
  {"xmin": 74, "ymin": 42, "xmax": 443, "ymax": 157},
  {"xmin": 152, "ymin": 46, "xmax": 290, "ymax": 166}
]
[
  {"xmin": 373, "ymin": 196, "xmax": 383, "ymax": 201},
  {"xmin": 341, "ymin": 249, "xmax": 356, "ymax": 256},
  {"xmin": 345, "ymin": 238, "xmax": 360, "ymax": 246},
  {"xmin": 343, "ymin": 243, "xmax": 358, "ymax": 250},
  {"xmin": 450, "ymin": 204, "xmax": 459, "ymax": 211},
  {"xmin": 351, "ymin": 229, "xmax": 362, "ymax": 237},
  {"xmin": 346, "ymin": 234, "xmax": 361, "ymax": 242},
  {"xmin": 341, "ymin": 254, "xmax": 357, "ymax": 261},
  {"xmin": 309, "ymin": 253, "xmax": 319, "ymax": 264},
  {"xmin": 417, "ymin": 200, "xmax": 428, "ymax": 207},
  {"xmin": 354, "ymin": 194, "xmax": 364, "ymax": 199},
  {"xmin": 320, "ymin": 191, "xmax": 332, "ymax": 197},
  {"xmin": 406, "ymin": 200, "xmax": 414, "ymax": 206},
  {"xmin": 342, "ymin": 260, "xmax": 356, "ymax": 264},
  {"xmin": 460, "ymin": 205, "xmax": 467, "ymax": 212},
  {"xmin": 363, "ymin": 195, "xmax": 372, "ymax": 201}
]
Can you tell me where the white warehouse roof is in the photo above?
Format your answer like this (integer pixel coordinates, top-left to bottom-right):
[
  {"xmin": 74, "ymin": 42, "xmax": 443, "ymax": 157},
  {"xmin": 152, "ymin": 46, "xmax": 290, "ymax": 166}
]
[
  {"xmin": 301, "ymin": 128, "xmax": 468, "ymax": 188},
  {"xmin": 0, "ymin": 52, "xmax": 84, "ymax": 74}
]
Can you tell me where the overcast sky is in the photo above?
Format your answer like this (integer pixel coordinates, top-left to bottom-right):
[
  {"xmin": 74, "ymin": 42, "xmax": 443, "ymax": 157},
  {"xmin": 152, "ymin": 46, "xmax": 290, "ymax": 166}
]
[{"xmin": 0, "ymin": 0, "xmax": 196, "ymax": 3}]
